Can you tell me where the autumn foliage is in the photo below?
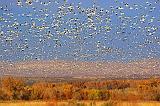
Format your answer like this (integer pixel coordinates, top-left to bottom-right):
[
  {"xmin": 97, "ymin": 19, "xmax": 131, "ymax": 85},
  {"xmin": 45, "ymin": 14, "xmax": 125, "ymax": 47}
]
[{"xmin": 0, "ymin": 76, "xmax": 160, "ymax": 101}]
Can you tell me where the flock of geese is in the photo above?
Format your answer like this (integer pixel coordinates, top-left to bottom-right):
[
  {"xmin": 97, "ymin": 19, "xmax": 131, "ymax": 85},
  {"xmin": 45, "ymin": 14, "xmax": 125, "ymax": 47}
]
[{"xmin": 0, "ymin": 0, "xmax": 159, "ymax": 62}]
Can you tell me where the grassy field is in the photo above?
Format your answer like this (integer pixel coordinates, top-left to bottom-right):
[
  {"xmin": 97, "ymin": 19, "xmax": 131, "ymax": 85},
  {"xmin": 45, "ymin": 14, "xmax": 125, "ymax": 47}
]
[{"xmin": 0, "ymin": 101, "xmax": 160, "ymax": 106}]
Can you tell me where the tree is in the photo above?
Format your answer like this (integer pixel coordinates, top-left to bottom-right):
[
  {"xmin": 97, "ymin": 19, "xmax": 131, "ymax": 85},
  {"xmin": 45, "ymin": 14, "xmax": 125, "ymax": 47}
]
[
  {"xmin": 42, "ymin": 88, "xmax": 57, "ymax": 100},
  {"xmin": 1, "ymin": 76, "xmax": 25, "ymax": 100},
  {"xmin": 88, "ymin": 89, "xmax": 103, "ymax": 100}
]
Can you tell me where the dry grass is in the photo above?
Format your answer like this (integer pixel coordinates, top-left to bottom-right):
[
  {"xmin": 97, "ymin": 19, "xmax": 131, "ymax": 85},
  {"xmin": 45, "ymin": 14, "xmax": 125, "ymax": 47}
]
[
  {"xmin": 116, "ymin": 102, "xmax": 160, "ymax": 106},
  {"xmin": 0, "ymin": 101, "xmax": 160, "ymax": 106}
]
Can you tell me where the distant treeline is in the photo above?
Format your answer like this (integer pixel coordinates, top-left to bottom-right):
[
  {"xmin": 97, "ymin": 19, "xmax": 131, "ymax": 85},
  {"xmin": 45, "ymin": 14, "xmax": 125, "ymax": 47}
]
[{"xmin": 0, "ymin": 76, "xmax": 160, "ymax": 101}]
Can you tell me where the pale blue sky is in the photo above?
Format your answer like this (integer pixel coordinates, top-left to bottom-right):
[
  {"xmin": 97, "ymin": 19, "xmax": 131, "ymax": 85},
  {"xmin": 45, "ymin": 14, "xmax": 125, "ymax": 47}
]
[{"xmin": 0, "ymin": 0, "xmax": 160, "ymax": 62}]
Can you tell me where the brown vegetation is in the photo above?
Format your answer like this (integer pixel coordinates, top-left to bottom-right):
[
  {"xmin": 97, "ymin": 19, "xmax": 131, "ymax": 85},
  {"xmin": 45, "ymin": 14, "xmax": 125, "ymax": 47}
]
[{"xmin": 0, "ymin": 76, "xmax": 160, "ymax": 101}]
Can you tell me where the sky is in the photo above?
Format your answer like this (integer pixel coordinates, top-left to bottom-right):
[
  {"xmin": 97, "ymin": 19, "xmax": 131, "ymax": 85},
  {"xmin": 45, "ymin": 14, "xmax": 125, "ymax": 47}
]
[{"xmin": 0, "ymin": 0, "xmax": 160, "ymax": 62}]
